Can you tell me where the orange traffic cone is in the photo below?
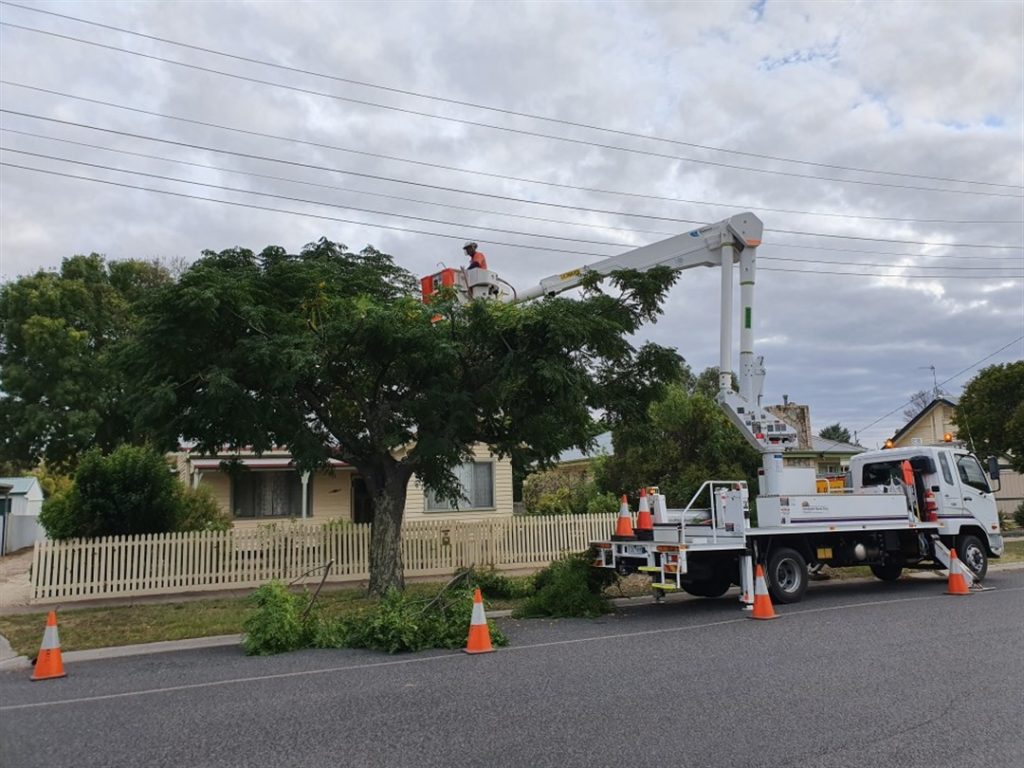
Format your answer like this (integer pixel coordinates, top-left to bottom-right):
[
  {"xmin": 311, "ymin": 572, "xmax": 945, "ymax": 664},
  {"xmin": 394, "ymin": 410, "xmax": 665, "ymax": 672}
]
[
  {"xmin": 612, "ymin": 495, "xmax": 635, "ymax": 540},
  {"xmin": 749, "ymin": 564, "xmax": 777, "ymax": 620},
  {"xmin": 634, "ymin": 488, "xmax": 654, "ymax": 540},
  {"xmin": 946, "ymin": 548, "xmax": 972, "ymax": 596},
  {"xmin": 31, "ymin": 611, "xmax": 66, "ymax": 681},
  {"xmin": 464, "ymin": 588, "xmax": 495, "ymax": 654}
]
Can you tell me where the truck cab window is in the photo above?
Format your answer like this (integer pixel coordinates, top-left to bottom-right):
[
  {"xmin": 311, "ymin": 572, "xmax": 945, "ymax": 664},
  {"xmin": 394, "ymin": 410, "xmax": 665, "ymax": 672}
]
[
  {"xmin": 862, "ymin": 461, "xmax": 903, "ymax": 487},
  {"xmin": 955, "ymin": 455, "xmax": 990, "ymax": 493},
  {"xmin": 937, "ymin": 452, "xmax": 954, "ymax": 484}
]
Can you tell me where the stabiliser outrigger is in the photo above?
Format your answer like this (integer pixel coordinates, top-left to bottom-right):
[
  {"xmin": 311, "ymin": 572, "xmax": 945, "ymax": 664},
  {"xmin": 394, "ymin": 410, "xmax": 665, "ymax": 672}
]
[{"xmin": 421, "ymin": 213, "xmax": 1004, "ymax": 608}]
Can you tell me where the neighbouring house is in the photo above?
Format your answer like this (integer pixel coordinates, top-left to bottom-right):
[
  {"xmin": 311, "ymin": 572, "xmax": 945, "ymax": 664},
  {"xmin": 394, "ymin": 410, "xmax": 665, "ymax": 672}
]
[
  {"xmin": 171, "ymin": 444, "xmax": 514, "ymax": 526},
  {"xmin": 888, "ymin": 397, "xmax": 1024, "ymax": 518},
  {"xmin": 781, "ymin": 435, "xmax": 864, "ymax": 477},
  {"xmin": 0, "ymin": 476, "xmax": 46, "ymax": 554}
]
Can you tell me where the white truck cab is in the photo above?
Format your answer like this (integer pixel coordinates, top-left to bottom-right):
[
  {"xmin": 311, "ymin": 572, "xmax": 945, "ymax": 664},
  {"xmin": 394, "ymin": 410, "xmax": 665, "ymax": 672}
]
[{"xmin": 847, "ymin": 444, "xmax": 1004, "ymax": 575}]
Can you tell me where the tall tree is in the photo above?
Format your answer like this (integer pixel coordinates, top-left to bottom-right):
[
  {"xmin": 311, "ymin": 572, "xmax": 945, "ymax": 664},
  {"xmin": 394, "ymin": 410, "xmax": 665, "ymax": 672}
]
[
  {"xmin": 903, "ymin": 387, "xmax": 947, "ymax": 422},
  {"xmin": 819, "ymin": 422, "xmax": 852, "ymax": 444},
  {"xmin": 955, "ymin": 361, "xmax": 1024, "ymax": 471},
  {"xmin": 130, "ymin": 239, "xmax": 681, "ymax": 594},
  {"xmin": 0, "ymin": 254, "xmax": 170, "ymax": 471},
  {"xmin": 595, "ymin": 368, "xmax": 761, "ymax": 507}
]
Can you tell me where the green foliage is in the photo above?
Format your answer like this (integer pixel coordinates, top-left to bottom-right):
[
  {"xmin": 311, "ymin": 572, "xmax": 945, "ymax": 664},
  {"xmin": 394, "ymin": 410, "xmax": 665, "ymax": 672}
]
[
  {"xmin": 596, "ymin": 371, "xmax": 760, "ymax": 507},
  {"xmin": 1013, "ymin": 501, "xmax": 1024, "ymax": 529},
  {"xmin": 462, "ymin": 568, "xmax": 536, "ymax": 599},
  {"xmin": 515, "ymin": 551, "xmax": 617, "ymax": 618},
  {"xmin": 130, "ymin": 239, "xmax": 682, "ymax": 594},
  {"xmin": 243, "ymin": 582, "xmax": 318, "ymax": 655},
  {"xmin": 322, "ymin": 586, "xmax": 508, "ymax": 654},
  {"xmin": 955, "ymin": 362, "xmax": 1024, "ymax": 472},
  {"xmin": 0, "ymin": 254, "xmax": 170, "ymax": 472},
  {"xmin": 176, "ymin": 485, "xmax": 233, "ymax": 532},
  {"xmin": 38, "ymin": 444, "xmax": 231, "ymax": 539},
  {"xmin": 522, "ymin": 467, "xmax": 619, "ymax": 516},
  {"xmin": 819, "ymin": 422, "xmax": 853, "ymax": 444}
]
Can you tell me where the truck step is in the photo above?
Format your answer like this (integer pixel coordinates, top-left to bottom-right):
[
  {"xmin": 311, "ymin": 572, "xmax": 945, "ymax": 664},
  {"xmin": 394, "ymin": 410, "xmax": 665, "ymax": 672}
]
[
  {"xmin": 637, "ymin": 566, "xmax": 662, "ymax": 573},
  {"xmin": 651, "ymin": 583, "xmax": 678, "ymax": 591}
]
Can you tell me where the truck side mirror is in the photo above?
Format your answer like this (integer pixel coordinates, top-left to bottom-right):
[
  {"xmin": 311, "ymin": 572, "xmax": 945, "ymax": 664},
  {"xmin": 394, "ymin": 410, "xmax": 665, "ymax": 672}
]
[{"xmin": 987, "ymin": 456, "xmax": 1001, "ymax": 481}]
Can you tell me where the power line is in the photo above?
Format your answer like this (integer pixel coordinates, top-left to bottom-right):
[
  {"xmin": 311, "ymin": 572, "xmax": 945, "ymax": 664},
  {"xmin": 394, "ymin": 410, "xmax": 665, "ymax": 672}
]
[
  {"xmin": 3, "ymin": 108, "xmax": 1021, "ymax": 253},
  {"xmin": 0, "ymin": 127, "xmax": 678, "ymax": 238},
  {"xmin": 7, "ymin": 84, "xmax": 1020, "ymax": 226},
  {"xmin": 852, "ymin": 336, "xmax": 1024, "ymax": 437},
  {"xmin": 3, "ymin": 22, "xmax": 1022, "ymax": 200},
  {"xmin": 9, "ymin": 128, "xmax": 1021, "ymax": 263},
  {"xmin": 9, "ymin": 144, "xmax": 1024, "ymax": 276},
  {"xmin": 4, "ymin": 0, "xmax": 1016, "ymax": 191},
  {"xmin": 4, "ymin": 160, "xmax": 1023, "ymax": 282}
]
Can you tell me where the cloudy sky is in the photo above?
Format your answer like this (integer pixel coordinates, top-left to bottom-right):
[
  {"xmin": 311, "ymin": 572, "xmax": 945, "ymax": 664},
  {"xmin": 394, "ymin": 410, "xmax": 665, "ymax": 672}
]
[{"xmin": 1, "ymin": 0, "xmax": 1022, "ymax": 450}]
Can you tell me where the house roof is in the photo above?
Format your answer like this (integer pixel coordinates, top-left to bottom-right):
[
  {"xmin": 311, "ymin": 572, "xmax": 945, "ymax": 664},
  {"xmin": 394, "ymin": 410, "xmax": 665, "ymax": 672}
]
[
  {"xmin": 556, "ymin": 432, "xmax": 613, "ymax": 464},
  {"xmin": 188, "ymin": 457, "xmax": 349, "ymax": 471},
  {"xmin": 0, "ymin": 477, "xmax": 40, "ymax": 495},
  {"xmin": 805, "ymin": 435, "xmax": 865, "ymax": 454},
  {"xmin": 891, "ymin": 397, "xmax": 958, "ymax": 443}
]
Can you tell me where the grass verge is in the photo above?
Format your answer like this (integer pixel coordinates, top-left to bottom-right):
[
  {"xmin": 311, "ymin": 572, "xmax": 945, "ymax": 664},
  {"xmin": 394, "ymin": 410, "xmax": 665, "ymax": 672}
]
[{"xmin": 3, "ymin": 542, "xmax": 1020, "ymax": 658}]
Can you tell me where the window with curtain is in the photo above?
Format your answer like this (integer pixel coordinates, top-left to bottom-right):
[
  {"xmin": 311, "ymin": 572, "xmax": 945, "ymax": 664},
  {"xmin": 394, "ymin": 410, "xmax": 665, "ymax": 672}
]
[
  {"xmin": 425, "ymin": 461, "xmax": 494, "ymax": 511},
  {"xmin": 232, "ymin": 471, "xmax": 310, "ymax": 518}
]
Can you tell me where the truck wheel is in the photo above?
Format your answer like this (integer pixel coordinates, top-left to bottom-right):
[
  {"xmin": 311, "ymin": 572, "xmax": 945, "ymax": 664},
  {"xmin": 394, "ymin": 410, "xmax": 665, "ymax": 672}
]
[
  {"xmin": 681, "ymin": 576, "xmax": 731, "ymax": 598},
  {"xmin": 766, "ymin": 547, "xmax": 808, "ymax": 604},
  {"xmin": 869, "ymin": 563, "xmax": 903, "ymax": 581},
  {"xmin": 956, "ymin": 534, "xmax": 988, "ymax": 580}
]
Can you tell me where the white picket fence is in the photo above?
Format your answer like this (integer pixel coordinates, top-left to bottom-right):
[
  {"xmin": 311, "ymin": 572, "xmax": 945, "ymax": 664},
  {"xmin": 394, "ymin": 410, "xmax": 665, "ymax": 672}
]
[{"xmin": 29, "ymin": 514, "xmax": 617, "ymax": 604}]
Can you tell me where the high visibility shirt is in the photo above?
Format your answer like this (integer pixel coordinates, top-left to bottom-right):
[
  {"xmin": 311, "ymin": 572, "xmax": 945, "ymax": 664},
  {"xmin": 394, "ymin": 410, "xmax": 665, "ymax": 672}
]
[{"xmin": 468, "ymin": 251, "xmax": 488, "ymax": 269}]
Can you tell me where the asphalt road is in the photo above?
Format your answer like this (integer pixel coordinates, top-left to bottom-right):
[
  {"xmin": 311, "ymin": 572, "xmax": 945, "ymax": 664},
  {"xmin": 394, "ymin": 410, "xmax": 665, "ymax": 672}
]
[{"xmin": 2, "ymin": 572, "xmax": 1022, "ymax": 768}]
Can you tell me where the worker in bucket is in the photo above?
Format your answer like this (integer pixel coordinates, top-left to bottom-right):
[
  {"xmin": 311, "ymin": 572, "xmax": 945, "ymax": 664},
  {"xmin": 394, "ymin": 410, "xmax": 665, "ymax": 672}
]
[{"xmin": 463, "ymin": 241, "xmax": 488, "ymax": 270}]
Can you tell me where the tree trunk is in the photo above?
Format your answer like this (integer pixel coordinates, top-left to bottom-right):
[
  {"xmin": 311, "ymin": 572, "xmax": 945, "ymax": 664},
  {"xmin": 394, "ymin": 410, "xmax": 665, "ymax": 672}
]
[{"xmin": 367, "ymin": 466, "xmax": 412, "ymax": 596}]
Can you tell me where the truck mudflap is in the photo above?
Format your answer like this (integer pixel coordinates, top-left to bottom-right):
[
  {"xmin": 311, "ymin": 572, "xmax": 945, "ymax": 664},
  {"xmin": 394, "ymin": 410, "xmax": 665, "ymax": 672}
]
[{"xmin": 987, "ymin": 531, "xmax": 1004, "ymax": 557}]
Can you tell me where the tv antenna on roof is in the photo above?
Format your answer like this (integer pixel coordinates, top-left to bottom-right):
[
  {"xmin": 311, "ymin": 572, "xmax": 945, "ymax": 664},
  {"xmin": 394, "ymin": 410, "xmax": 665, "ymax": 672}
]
[{"xmin": 919, "ymin": 365, "xmax": 939, "ymax": 399}]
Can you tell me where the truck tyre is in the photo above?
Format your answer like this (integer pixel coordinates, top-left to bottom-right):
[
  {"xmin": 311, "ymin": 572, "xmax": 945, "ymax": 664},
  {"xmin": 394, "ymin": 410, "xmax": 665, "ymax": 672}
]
[
  {"xmin": 869, "ymin": 563, "xmax": 903, "ymax": 581},
  {"xmin": 681, "ymin": 576, "xmax": 731, "ymax": 598},
  {"xmin": 766, "ymin": 547, "xmax": 808, "ymax": 604},
  {"xmin": 956, "ymin": 534, "xmax": 988, "ymax": 580}
]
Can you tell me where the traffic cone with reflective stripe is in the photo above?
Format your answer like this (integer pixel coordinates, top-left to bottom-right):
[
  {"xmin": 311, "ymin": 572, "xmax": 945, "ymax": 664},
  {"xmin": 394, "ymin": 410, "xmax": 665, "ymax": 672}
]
[
  {"xmin": 749, "ymin": 564, "xmax": 777, "ymax": 620},
  {"xmin": 31, "ymin": 611, "xmax": 66, "ymax": 681},
  {"xmin": 634, "ymin": 488, "xmax": 654, "ymax": 540},
  {"xmin": 612, "ymin": 495, "xmax": 635, "ymax": 540},
  {"xmin": 945, "ymin": 548, "xmax": 972, "ymax": 596},
  {"xmin": 464, "ymin": 588, "xmax": 494, "ymax": 654}
]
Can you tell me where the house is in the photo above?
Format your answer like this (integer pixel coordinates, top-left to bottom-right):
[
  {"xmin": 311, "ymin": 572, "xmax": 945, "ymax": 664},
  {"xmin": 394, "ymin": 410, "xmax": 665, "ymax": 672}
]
[
  {"xmin": 780, "ymin": 435, "xmax": 864, "ymax": 478},
  {"xmin": 171, "ymin": 444, "xmax": 514, "ymax": 526},
  {"xmin": 0, "ymin": 476, "xmax": 46, "ymax": 554},
  {"xmin": 889, "ymin": 397, "xmax": 1024, "ymax": 518}
]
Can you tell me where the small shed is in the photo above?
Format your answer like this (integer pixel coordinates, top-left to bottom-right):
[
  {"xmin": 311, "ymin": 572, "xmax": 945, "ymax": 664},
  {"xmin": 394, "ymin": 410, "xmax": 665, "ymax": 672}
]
[{"xmin": 0, "ymin": 477, "xmax": 46, "ymax": 554}]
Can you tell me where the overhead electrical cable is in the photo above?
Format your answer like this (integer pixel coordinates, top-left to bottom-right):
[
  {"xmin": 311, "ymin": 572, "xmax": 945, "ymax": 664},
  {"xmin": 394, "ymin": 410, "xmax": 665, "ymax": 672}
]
[
  {"xmin": 4, "ymin": 160, "xmax": 1023, "ymax": 282},
  {"xmin": 2, "ymin": 22, "xmax": 1022, "ymax": 199},
  {"xmin": 3, "ymin": 0, "xmax": 1016, "ymax": 191},
  {"xmin": 851, "ymin": 336, "xmax": 1024, "ymax": 438},
  {"xmin": 11, "ymin": 129, "xmax": 1020, "ymax": 260},
  {"xmin": 2, "ymin": 108, "xmax": 1021, "ymax": 252},
  {"xmin": 4, "ymin": 145, "xmax": 1020, "ymax": 272},
  {"xmin": 4, "ymin": 83, "xmax": 1022, "ymax": 225}
]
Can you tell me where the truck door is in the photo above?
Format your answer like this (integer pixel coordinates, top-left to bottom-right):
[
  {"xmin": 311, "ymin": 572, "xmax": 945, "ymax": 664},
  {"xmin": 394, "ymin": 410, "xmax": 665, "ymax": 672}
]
[
  {"xmin": 952, "ymin": 452, "xmax": 994, "ymax": 521},
  {"xmin": 935, "ymin": 450, "xmax": 966, "ymax": 519}
]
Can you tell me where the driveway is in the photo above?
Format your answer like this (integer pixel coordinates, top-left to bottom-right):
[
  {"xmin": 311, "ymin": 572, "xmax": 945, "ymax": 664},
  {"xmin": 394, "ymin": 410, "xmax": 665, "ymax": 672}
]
[{"xmin": 0, "ymin": 548, "xmax": 33, "ymax": 613}]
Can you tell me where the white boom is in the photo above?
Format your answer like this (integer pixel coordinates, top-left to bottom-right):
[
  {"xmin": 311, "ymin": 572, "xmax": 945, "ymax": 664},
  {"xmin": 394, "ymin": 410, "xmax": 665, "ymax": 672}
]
[{"xmin": 512, "ymin": 213, "xmax": 798, "ymax": 462}]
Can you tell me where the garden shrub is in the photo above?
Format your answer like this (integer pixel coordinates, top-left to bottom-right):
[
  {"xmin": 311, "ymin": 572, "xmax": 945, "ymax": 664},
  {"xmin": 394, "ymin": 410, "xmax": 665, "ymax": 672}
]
[
  {"xmin": 1014, "ymin": 500, "xmax": 1024, "ymax": 529},
  {"xmin": 514, "ymin": 551, "xmax": 618, "ymax": 618},
  {"xmin": 243, "ymin": 581, "xmax": 318, "ymax": 655},
  {"xmin": 522, "ymin": 467, "xmax": 616, "ymax": 516},
  {"xmin": 176, "ymin": 485, "xmax": 233, "ymax": 532}
]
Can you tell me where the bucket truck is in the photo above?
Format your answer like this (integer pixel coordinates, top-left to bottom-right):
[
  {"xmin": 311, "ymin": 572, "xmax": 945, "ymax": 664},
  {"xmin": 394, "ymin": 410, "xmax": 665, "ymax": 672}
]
[{"xmin": 420, "ymin": 214, "xmax": 1004, "ymax": 605}]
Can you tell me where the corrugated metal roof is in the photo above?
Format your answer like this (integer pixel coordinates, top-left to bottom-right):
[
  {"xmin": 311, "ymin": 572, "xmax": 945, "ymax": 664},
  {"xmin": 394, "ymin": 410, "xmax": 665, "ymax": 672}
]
[
  {"xmin": 807, "ymin": 436, "xmax": 865, "ymax": 453},
  {"xmin": 0, "ymin": 477, "xmax": 41, "ymax": 495}
]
